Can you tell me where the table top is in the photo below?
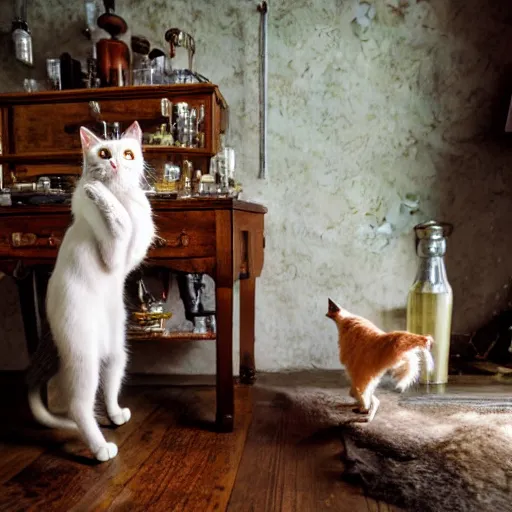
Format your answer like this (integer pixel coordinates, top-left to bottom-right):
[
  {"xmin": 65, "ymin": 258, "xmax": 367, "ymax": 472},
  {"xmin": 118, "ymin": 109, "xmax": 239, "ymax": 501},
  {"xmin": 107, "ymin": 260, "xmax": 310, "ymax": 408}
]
[
  {"xmin": 0, "ymin": 84, "xmax": 227, "ymax": 107},
  {"xmin": 0, "ymin": 197, "xmax": 267, "ymax": 216}
]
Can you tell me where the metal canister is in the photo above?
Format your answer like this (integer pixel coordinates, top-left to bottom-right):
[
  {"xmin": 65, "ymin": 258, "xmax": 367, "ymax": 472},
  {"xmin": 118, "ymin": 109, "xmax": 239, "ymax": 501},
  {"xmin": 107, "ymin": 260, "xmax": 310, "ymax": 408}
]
[
  {"xmin": 12, "ymin": 19, "xmax": 33, "ymax": 66},
  {"xmin": 36, "ymin": 176, "xmax": 51, "ymax": 192}
]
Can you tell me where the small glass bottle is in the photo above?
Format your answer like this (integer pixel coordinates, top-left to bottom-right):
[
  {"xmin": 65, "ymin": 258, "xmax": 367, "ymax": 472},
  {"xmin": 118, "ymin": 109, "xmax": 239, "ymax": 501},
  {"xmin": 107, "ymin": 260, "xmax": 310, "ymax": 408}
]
[
  {"xmin": 406, "ymin": 221, "xmax": 453, "ymax": 385},
  {"xmin": 111, "ymin": 122, "xmax": 121, "ymax": 140},
  {"xmin": 179, "ymin": 160, "xmax": 193, "ymax": 198}
]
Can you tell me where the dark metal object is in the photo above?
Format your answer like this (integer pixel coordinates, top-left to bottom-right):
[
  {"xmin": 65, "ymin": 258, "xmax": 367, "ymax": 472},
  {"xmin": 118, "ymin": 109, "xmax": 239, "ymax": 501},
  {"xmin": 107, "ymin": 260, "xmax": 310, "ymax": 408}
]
[
  {"xmin": 257, "ymin": 1, "xmax": 268, "ymax": 180},
  {"xmin": 131, "ymin": 35, "xmax": 151, "ymax": 55},
  {"xmin": 240, "ymin": 365, "xmax": 256, "ymax": 385},
  {"xmin": 60, "ymin": 53, "xmax": 83, "ymax": 90},
  {"xmin": 148, "ymin": 48, "xmax": 166, "ymax": 60},
  {"xmin": 176, "ymin": 272, "xmax": 214, "ymax": 322},
  {"xmin": 164, "ymin": 28, "xmax": 195, "ymax": 70}
]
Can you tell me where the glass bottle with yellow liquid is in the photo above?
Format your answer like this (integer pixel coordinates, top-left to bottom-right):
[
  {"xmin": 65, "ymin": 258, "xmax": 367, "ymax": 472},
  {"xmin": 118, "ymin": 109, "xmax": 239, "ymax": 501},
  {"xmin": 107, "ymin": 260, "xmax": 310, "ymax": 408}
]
[{"xmin": 407, "ymin": 221, "xmax": 453, "ymax": 385}]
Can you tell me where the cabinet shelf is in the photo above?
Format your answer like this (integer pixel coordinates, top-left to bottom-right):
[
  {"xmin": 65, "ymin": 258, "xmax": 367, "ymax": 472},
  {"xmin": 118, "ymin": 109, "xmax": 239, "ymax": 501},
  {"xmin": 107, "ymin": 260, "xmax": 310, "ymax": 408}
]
[
  {"xmin": 128, "ymin": 331, "xmax": 216, "ymax": 342},
  {"xmin": 0, "ymin": 145, "xmax": 214, "ymax": 164}
]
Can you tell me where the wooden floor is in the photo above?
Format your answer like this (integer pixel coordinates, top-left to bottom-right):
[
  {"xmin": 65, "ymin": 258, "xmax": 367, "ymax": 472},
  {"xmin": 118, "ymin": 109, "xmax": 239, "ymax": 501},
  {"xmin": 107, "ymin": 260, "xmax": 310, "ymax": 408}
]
[{"xmin": 0, "ymin": 372, "xmax": 428, "ymax": 511}]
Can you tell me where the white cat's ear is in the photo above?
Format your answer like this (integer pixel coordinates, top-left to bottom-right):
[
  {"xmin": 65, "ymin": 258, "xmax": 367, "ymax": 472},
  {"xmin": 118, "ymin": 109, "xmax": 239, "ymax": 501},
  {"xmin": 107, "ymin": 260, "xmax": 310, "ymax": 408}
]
[
  {"xmin": 80, "ymin": 126, "xmax": 102, "ymax": 151},
  {"xmin": 122, "ymin": 121, "xmax": 143, "ymax": 144}
]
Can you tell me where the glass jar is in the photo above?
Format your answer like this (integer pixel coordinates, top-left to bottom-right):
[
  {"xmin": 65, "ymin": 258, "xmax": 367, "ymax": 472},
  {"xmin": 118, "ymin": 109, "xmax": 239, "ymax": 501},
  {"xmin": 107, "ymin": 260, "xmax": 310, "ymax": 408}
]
[{"xmin": 406, "ymin": 221, "xmax": 453, "ymax": 385}]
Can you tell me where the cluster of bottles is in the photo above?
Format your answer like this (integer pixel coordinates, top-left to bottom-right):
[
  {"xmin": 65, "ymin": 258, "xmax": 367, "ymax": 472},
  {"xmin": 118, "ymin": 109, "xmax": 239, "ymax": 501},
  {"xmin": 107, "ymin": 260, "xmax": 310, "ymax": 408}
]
[
  {"xmin": 146, "ymin": 102, "xmax": 206, "ymax": 149},
  {"xmin": 154, "ymin": 134, "xmax": 241, "ymax": 199}
]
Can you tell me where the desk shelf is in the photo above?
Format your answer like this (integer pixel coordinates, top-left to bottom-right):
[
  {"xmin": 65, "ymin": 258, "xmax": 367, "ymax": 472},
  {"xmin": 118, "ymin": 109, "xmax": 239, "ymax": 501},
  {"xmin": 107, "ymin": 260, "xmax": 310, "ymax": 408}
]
[{"xmin": 129, "ymin": 331, "xmax": 216, "ymax": 342}]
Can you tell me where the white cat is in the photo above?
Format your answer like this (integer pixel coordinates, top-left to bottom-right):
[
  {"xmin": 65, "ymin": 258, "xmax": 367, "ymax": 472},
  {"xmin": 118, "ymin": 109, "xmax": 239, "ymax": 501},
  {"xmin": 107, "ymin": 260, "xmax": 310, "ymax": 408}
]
[{"xmin": 27, "ymin": 121, "xmax": 155, "ymax": 462}]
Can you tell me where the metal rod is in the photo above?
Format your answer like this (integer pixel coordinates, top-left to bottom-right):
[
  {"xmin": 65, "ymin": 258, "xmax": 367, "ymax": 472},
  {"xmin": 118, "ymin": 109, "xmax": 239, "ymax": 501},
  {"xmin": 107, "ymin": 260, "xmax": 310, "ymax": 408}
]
[
  {"xmin": 14, "ymin": 0, "xmax": 28, "ymax": 22},
  {"xmin": 257, "ymin": 1, "xmax": 268, "ymax": 180}
]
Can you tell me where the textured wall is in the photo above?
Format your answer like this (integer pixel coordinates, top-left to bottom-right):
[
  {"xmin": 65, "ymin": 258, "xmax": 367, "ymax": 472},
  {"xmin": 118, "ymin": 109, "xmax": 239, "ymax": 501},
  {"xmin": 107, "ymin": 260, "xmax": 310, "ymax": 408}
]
[{"xmin": 1, "ymin": 0, "xmax": 512, "ymax": 372}]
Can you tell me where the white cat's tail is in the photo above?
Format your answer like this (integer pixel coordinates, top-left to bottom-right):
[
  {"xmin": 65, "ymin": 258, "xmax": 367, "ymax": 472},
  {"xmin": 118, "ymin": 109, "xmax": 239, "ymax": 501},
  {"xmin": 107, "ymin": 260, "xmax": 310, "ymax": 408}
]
[
  {"xmin": 28, "ymin": 386, "xmax": 77, "ymax": 430},
  {"xmin": 392, "ymin": 347, "xmax": 435, "ymax": 392}
]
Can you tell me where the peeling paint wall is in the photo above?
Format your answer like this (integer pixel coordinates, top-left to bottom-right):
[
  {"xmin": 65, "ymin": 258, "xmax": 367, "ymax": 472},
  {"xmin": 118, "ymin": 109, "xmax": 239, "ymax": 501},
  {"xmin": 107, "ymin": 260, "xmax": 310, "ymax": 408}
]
[{"xmin": 1, "ymin": 0, "xmax": 512, "ymax": 372}]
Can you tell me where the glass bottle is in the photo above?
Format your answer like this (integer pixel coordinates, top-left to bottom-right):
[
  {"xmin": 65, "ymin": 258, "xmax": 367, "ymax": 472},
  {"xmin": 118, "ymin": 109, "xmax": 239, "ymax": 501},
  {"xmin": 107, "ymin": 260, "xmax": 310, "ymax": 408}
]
[
  {"xmin": 179, "ymin": 160, "xmax": 193, "ymax": 198},
  {"xmin": 406, "ymin": 221, "xmax": 453, "ymax": 385},
  {"xmin": 12, "ymin": 18, "xmax": 33, "ymax": 67}
]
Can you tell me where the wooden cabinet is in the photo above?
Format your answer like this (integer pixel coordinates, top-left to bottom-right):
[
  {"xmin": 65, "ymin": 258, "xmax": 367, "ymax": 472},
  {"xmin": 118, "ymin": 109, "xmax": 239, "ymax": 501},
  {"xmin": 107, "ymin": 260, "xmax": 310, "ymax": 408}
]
[
  {"xmin": 0, "ymin": 85, "xmax": 266, "ymax": 432},
  {"xmin": 0, "ymin": 84, "xmax": 227, "ymax": 183}
]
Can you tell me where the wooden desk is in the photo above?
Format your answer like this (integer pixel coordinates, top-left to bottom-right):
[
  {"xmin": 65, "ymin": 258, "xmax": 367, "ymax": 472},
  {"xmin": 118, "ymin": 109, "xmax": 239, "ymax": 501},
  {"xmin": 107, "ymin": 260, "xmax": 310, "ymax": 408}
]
[{"xmin": 0, "ymin": 197, "xmax": 266, "ymax": 432}]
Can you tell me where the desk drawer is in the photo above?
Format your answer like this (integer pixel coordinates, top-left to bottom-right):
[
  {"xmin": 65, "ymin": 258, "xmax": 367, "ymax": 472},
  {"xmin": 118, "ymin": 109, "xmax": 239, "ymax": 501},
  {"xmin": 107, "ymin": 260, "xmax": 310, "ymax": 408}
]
[
  {"xmin": 0, "ymin": 215, "xmax": 67, "ymax": 259},
  {"xmin": 0, "ymin": 210, "xmax": 217, "ymax": 260},
  {"xmin": 150, "ymin": 210, "xmax": 216, "ymax": 259}
]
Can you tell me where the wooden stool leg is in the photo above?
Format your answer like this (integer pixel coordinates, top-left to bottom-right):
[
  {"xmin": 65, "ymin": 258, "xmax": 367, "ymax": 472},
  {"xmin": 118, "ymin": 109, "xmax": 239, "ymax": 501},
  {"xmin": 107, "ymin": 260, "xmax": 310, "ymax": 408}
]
[
  {"xmin": 239, "ymin": 277, "xmax": 256, "ymax": 385},
  {"xmin": 215, "ymin": 286, "xmax": 234, "ymax": 432}
]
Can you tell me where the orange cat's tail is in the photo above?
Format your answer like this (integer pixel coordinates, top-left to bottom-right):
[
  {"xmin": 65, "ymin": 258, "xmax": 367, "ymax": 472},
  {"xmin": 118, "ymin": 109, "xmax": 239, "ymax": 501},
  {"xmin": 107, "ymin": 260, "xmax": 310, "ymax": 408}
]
[{"xmin": 390, "ymin": 334, "xmax": 435, "ymax": 391}]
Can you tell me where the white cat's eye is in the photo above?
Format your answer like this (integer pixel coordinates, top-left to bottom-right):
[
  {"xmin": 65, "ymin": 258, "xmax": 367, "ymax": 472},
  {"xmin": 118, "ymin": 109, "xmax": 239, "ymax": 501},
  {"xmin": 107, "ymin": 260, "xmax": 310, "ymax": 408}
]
[
  {"xmin": 98, "ymin": 148, "xmax": 112, "ymax": 159},
  {"xmin": 123, "ymin": 149, "xmax": 135, "ymax": 160}
]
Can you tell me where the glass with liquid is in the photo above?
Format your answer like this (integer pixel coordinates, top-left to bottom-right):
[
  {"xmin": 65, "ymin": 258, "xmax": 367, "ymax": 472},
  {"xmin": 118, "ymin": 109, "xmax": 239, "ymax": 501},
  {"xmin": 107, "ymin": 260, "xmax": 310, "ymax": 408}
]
[{"xmin": 406, "ymin": 221, "xmax": 453, "ymax": 384}]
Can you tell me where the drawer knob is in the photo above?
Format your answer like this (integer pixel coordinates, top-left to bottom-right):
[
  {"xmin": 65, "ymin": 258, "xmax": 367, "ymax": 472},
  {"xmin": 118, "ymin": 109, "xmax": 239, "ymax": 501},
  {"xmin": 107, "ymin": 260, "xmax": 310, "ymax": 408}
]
[
  {"xmin": 11, "ymin": 232, "xmax": 60, "ymax": 248},
  {"xmin": 154, "ymin": 231, "xmax": 189, "ymax": 249}
]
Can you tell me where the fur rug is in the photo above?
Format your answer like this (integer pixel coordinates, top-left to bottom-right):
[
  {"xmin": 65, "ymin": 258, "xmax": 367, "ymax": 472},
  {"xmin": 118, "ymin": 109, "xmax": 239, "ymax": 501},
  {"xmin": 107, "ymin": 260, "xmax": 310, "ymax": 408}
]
[{"xmin": 268, "ymin": 386, "xmax": 512, "ymax": 512}]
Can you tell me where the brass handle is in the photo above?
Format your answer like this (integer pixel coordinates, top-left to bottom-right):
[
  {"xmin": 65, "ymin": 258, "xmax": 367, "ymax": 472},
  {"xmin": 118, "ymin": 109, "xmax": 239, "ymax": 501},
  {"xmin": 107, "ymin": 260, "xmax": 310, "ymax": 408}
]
[
  {"xmin": 153, "ymin": 231, "xmax": 189, "ymax": 249},
  {"xmin": 11, "ymin": 232, "xmax": 61, "ymax": 248}
]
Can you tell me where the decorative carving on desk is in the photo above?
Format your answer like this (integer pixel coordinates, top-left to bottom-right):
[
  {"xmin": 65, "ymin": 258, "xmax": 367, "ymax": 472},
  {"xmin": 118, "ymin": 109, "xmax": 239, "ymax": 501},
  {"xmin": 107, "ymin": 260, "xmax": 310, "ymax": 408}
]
[{"xmin": 153, "ymin": 231, "xmax": 189, "ymax": 249}]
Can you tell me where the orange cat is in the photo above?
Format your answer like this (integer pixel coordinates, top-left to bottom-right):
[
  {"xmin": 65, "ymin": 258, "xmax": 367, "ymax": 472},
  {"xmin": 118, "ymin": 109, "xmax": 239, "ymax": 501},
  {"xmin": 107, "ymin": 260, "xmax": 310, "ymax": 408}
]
[{"xmin": 326, "ymin": 298, "xmax": 434, "ymax": 422}]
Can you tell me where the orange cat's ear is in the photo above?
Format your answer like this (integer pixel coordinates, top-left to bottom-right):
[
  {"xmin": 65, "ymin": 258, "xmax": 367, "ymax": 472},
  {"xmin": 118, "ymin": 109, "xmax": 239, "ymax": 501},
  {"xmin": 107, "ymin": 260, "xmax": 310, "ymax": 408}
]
[{"xmin": 327, "ymin": 298, "xmax": 341, "ymax": 317}]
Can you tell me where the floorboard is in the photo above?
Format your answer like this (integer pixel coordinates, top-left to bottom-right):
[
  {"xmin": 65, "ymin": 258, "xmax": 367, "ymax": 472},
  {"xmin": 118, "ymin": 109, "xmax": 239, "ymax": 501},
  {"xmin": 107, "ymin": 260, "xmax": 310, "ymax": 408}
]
[
  {"xmin": 0, "ymin": 385, "xmax": 251, "ymax": 512},
  {"xmin": 0, "ymin": 372, "xmax": 428, "ymax": 511},
  {"xmin": 96, "ymin": 387, "xmax": 251, "ymax": 512},
  {"xmin": 228, "ymin": 386, "xmax": 372, "ymax": 512}
]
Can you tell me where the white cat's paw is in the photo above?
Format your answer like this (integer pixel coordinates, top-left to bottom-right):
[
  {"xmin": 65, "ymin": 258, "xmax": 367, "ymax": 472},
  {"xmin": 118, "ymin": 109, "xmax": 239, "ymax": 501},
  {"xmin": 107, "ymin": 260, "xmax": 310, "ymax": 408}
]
[
  {"xmin": 83, "ymin": 183, "xmax": 101, "ymax": 202},
  {"xmin": 110, "ymin": 407, "xmax": 131, "ymax": 426},
  {"xmin": 95, "ymin": 442, "xmax": 118, "ymax": 462}
]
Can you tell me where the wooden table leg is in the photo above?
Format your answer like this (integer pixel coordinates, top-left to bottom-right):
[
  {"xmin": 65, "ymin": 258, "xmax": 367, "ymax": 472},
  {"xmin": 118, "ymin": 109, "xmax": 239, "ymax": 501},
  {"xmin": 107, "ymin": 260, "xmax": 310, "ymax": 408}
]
[
  {"xmin": 215, "ymin": 285, "xmax": 234, "ymax": 432},
  {"xmin": 14, "ymin": 265, "xmax": 42, "ymax": 356},
  {"xmin": 14, "ymin": 265, "xmax": 50, "ymax": 406},
  {"xmin": 239, "ymin": 277, "xmax": 256, "ymax": 385}
]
